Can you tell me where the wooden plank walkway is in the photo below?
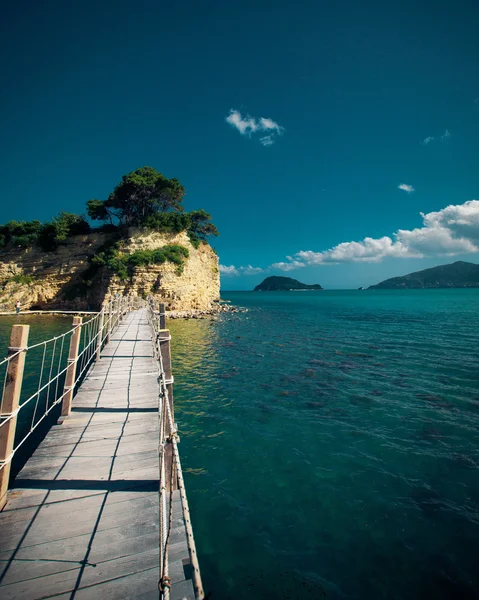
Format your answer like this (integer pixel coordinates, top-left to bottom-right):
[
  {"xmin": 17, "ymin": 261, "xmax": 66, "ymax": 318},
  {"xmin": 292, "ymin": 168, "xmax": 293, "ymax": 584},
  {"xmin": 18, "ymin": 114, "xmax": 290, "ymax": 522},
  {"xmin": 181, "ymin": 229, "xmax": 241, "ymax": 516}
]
[{"xmin": 0, "ymin": 309, "xmax": 194, "ymax": 599}]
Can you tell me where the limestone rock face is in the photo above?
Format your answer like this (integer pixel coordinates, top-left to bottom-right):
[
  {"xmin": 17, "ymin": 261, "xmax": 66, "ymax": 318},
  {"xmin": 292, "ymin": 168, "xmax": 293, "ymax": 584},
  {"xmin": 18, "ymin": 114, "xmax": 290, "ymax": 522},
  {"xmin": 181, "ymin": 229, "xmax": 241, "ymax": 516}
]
[
  {"xmin": 108, "ymin": 230, "xmax": 220, "ymax": 311},
  {"xmin": 0, "ymin": 229, "xmax": 220, "ymax": 312}
]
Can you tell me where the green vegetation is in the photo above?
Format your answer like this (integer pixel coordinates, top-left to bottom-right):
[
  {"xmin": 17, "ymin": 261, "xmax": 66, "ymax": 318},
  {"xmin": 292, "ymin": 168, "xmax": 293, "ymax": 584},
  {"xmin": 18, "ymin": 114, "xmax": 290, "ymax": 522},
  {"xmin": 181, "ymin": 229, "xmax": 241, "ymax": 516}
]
[
  {"xmin": 0, "ymin": 166, "xmax": 218, "ymax": 254},
  {"xmin": 368, "ymin": 261, "xmax": 479, "ymax": 289},
  {"xmin": 0, "ymin": 213, "xmax": 90, "ymax": 251},
  {"xmin": 254, "ymin": 276, "xmax": 323, "ymax": 291},
  {"xmin": 5, "ymin": 274, "xmax": 36, "ymax": 285},
  {"xmin": 88, "ymin": 167, "xmax": 218, "ymax": 244},
  {"xmin": 92, "ymin": 244, "xmax": 189, "ymax": 280},
  {"xmin": 87, "ymin": 166, "xmax": 185, "ymax": 226}
]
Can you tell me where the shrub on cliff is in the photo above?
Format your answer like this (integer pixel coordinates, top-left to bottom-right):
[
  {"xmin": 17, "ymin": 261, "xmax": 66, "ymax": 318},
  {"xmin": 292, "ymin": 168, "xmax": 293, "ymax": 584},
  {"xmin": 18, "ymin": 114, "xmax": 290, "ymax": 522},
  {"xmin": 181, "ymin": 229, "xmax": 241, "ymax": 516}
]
[
  {"xmin": 0, "ymin": 220, "xmax": 42, "ymax": 248},
  {"xmin": 0, "ymin": 213, "xmax": 90, "ymax": 251},
  {"xmin": 91, "ymin": 243, "xmax": 190, "ymax": 281},
  {"xmin": 37, "ymin": 213, "xmax": 90, "ymax": 251},
  {"xmin": 143, "ymin": 209, "xmax": 219, "ymax": 248}
]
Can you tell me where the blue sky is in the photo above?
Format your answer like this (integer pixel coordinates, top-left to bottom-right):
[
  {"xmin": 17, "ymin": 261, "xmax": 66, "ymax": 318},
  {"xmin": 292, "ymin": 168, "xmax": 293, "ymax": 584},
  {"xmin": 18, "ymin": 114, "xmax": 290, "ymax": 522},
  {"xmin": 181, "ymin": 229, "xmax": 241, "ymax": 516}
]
[{"xmin": 1, "ymin": 0, "xmax": 478, "ymax": 289}]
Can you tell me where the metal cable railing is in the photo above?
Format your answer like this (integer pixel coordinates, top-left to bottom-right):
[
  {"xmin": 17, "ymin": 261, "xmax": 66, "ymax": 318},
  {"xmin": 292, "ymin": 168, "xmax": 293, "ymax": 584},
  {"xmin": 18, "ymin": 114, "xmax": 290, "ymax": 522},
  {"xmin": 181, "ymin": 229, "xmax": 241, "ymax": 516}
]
[
  {"xmin": 147, "ymin": 298, "xmax": 204, "ymax": 600},
  {"xmin": 0, "ymin": 296, "xmax": 136, "ymax": 482}
]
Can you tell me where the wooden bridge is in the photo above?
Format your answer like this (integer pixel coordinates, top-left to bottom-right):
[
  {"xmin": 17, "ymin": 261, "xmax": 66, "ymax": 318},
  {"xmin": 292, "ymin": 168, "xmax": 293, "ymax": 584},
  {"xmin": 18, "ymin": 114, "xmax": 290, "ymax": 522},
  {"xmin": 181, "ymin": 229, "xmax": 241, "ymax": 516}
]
[{"xmin": 0, "ymin": 299, "xmax": 203, "ymax": 599}]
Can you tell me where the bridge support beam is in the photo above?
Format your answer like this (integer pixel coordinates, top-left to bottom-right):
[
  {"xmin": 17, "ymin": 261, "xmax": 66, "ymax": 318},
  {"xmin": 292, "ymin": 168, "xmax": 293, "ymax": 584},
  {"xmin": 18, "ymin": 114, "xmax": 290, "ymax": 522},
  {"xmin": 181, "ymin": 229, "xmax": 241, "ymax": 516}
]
[{"xmin": 0, "ymin": 324, "xmax": 29, "ymax": 510}]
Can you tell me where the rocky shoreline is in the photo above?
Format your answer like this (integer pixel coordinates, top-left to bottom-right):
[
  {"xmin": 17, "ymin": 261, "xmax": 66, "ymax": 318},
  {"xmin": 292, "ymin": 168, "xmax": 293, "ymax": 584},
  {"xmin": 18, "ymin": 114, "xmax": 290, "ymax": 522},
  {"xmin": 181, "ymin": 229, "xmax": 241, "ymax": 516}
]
[{"xmin": 166, "ymin": 303, "xmax": 247, "ymax": 319}]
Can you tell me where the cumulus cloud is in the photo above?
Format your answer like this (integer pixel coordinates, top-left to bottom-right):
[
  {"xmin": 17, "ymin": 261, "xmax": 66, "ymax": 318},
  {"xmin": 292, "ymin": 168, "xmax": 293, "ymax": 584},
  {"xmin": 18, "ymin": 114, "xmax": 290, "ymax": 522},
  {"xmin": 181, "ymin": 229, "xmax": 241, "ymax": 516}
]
[
  {"xmin": 219, "ymin": 265, "xmax": 240, "ymax": 275},
  {"xmin": 422, "ymin": 136, "xmax": 435, "ymax": 145},
  {"xmin": 398, "ymin": 184, "xmax": 415, "ymax": 193},
  {"xmin": 271, "ymin": 200, "xmax": 479, "ymax": 270},
  {"xmin": 270, "ymin": 259, "xmax": 306, "ymax": 271},
  {"xmin": 259, "ymin": 117, "xmax": 284, "ymax": 133},
  {"xmin": 219, "ymin": 264, "xmax": 264, "ymax": 276},
  {"xmin": 225, "ymin": 109, "xmax": 284, "ymax": 145},
  {"xmin": 225, "ymin": 111, "xmax": 258, "ymax": 136}
]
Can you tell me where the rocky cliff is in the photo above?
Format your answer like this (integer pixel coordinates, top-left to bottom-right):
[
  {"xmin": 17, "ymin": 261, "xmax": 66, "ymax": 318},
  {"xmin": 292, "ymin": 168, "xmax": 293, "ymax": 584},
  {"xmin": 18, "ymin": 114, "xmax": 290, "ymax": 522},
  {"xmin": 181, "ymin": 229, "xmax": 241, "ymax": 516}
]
[{"xmin": 0, "ymin": 229, "xmax": 220, "ymax": 312}]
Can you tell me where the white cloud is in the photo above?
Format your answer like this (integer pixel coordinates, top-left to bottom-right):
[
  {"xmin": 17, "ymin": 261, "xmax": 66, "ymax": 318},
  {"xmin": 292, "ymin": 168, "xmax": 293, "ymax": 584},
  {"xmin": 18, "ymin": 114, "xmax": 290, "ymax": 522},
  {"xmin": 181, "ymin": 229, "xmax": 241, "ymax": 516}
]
[
  {"xmin": 219, "ymin": 264, "xmax": 239, "ymax": 275},
  {"xmin": 259, "ymin": 117, "xmax": 284, "ymax": 133},
  {"xmin": 441, "ymin": 129, "xmax": 451, "ymax": 141},
  {"xmin": 219, "ymin": 264, "xmax": 264, "ymax": 276},
  {"xmin": 259, "ymin": 135, "xmax": 274, "ymax": 147},
  {"xmin": 398, "ymin": 184, "xmax": 415, "ymax": 193},
  {"xmin": 225, "ymin": 109, "xmax": 284, "ymax": 145},
  {"xmin": 271, "ymin": 260, "xmax": 306, "ymax": 271},
  {"xmin": 270, "ymin": 199, "xmax": 479, "ymax": 271},
  {"xmin": 422, "ymin": 129, "xmax": 451, "ymax": 145},
  {"xmin": 225, "ymin": 110, "xmax": 258, "ymax": 136}
]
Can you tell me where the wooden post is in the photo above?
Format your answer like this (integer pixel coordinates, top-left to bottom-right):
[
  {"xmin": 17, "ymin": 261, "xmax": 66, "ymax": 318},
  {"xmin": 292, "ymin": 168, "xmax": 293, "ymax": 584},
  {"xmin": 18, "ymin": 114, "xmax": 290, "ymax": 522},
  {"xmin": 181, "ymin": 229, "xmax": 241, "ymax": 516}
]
[
  {"xmin": 60, "ymin": 316, "xmax": 82, "ymax": 419},
  {"xmin": 0, "ymin": 324, "xmax": 29, "ymax": 510},
  {"xmin": 106, "ymin": 298, "xmax": 113, "ymax": 344},
  {"xmin": 158, "ymin": 328, "xmax": 176, "ymax": 490},
  {"xmin": 159, "ymin": 303, "xmax": 166, "ymax": 329},
  {"xmin": 95, "ymin": 307, "xmax": 105, "ymax": 361}
]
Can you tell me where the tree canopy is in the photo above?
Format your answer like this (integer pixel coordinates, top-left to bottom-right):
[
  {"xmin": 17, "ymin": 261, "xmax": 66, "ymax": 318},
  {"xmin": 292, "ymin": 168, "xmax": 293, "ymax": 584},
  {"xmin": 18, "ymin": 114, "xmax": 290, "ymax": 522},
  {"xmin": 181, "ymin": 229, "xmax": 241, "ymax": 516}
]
[
  {"xmin": 86, "ymin": 166, "xmax": 218, "ymax": 245},
  {"xmin": 87, "ymin": 167, "xmax": 186, "ymax": 226}
]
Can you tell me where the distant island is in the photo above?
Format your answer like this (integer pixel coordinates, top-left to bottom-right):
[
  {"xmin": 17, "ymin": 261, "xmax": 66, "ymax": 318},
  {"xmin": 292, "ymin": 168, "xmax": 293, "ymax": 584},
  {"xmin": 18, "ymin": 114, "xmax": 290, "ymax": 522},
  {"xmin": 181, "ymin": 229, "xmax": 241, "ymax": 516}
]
[
  {"xmin": 254, "ymin": 276, "xmax": 323, "ymax": 291},
  {"xmin": 369, "ymin": 261, "xmax": 479, "ymax": 289}
]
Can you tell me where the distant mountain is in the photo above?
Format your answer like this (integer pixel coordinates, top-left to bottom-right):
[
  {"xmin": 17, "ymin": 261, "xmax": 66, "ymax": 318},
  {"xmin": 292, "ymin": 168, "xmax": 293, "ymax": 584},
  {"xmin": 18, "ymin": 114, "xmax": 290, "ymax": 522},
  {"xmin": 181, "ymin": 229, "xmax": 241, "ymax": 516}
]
[
  {"xmin": 254, "ymin": 276, "xmax": 323, "ymax": 291},
  {"xmin": 368, "ymin": 261, "xmax": 479, "ymax": 290}
]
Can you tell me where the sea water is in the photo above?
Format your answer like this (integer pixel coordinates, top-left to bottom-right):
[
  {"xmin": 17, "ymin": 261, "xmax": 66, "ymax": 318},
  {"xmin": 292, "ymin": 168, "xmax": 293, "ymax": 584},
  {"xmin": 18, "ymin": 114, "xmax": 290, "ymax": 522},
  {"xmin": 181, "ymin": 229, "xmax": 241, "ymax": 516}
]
[
  {"xmin": 168, "ymin": 290, "xmax": 479, "ymax": 599},
  {"xmin": 1, "ymin": 291, "xmax": 478, "ymax": 599}
]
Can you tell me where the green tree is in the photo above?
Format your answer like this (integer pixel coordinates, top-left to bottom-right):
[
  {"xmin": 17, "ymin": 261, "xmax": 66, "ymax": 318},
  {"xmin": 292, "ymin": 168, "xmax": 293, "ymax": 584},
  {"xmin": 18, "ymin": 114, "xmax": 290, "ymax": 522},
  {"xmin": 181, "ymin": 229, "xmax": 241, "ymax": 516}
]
[
  {"xmin": 188, "ymin": 209, "xmax": 219, "ymax": 241},
  {"xmin": 87, "ymin": 167, "xmax": 186, "ymax": 227},
  {"xmin": 86, "ymin": 199, "xmax": 112, "ymax": 224}
]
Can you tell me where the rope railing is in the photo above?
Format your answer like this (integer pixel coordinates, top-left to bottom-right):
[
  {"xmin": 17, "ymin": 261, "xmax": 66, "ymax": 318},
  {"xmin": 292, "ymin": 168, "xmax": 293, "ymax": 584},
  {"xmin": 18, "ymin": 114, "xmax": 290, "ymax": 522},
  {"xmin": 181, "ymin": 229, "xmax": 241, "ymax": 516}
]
[
  {"xmin": 146, "ymin": 298, "xmax": 204, "ymax": 600},
  {"xmin": 0, "ymin": 295, "xmax": 139, "ymax": 507}
]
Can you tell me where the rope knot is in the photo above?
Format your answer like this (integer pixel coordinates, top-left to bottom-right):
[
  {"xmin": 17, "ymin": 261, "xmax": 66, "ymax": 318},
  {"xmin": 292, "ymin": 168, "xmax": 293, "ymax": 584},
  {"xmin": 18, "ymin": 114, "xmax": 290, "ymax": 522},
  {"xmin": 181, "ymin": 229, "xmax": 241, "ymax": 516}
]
[
  {"xmin": 159, "ymin": 576, "xmax": 171, "ymax": 592},
  {"xmin": 167, "ymin": 431, "xmax": 179, "ymax": 443}
]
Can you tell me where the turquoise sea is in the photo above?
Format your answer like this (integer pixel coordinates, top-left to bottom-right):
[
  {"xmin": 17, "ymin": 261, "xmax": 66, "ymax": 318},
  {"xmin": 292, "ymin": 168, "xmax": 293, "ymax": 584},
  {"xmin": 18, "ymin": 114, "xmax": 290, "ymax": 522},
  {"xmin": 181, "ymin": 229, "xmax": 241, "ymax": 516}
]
[
  {"xmin": 169, "ymin": 290, "xmax": 479, "ymax": 599},
  {"xmin": 1, "ymin": 291, "xmax": 478, "ymax": 599}
]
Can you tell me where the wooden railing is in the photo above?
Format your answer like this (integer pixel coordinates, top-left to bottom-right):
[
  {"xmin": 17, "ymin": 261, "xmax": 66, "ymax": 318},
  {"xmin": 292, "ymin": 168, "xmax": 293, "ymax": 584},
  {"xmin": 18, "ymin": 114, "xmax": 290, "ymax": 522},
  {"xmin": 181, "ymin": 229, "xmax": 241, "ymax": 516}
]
[
  {"xmin": 0, "ymin": 295, "xmax": 141, "ymax": 509},
  {"xmin": 146, "ymin": 297, "xmax": 204, "ymax": 599}
]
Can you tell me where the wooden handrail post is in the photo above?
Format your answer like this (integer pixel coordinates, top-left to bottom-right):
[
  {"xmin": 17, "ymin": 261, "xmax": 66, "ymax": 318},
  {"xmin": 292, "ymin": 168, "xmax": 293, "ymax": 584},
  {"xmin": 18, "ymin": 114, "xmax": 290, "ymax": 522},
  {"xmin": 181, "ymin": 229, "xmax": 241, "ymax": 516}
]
[
  {"xmin": 158, "ymin": 328, "xmax": 176, "ymax": 490},
  {"xmin": 0, "ymin": 324, "xmax": 29, "ymax": 510},
  {"xmin": 106, "ymin": 298, "xmax": 113, "ymax": 344},
  {"xmin": 159, "ymin": 303, "xmax": 166, "ymax": 329},
  {"xmin": 95, "ymin": 307, "xmax": 105, "ymax": 361},
  {"xmin": 60, "ymin": 316, "xmax": 82, "ymax": 419}
]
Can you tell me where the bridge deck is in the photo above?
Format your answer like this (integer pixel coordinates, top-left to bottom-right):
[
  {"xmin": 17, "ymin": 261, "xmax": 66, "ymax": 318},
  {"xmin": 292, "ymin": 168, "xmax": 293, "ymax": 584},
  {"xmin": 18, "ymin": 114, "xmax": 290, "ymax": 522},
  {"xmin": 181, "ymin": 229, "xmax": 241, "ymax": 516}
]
[{"xmin": 0, "ymin": 309, "xmax": 194, "ymax": 599}]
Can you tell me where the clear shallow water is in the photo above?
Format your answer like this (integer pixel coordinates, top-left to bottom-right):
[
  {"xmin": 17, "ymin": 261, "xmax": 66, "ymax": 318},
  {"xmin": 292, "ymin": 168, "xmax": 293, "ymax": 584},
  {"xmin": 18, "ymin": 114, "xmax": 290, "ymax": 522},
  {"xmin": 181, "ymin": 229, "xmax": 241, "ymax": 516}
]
[{"xmin": 169, "ymin": 290, "xmax": 479, "ymax": 600}]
